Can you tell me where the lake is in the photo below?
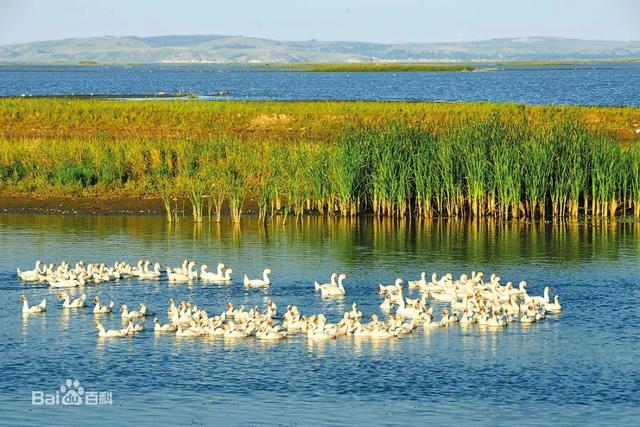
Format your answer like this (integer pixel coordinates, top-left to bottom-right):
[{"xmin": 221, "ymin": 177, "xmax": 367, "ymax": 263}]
[
  {"xmin": 1, "ymin": 63, "xmax": 640, "ymax": 106},
  {"xmin": 1, "ymin": 214, "xmax": 639, "ymax": 426}
]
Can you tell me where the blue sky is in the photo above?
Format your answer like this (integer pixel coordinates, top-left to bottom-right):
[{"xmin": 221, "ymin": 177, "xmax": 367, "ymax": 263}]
[{"xmin": 1, "ymin": 0, "xmax": 639, "ymax": 45}]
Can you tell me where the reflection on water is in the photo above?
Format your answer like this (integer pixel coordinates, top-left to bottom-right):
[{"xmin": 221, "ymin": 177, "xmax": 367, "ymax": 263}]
[{"xmin": 1, "ymin": 214, "xmax": 639, "ymax": 426}]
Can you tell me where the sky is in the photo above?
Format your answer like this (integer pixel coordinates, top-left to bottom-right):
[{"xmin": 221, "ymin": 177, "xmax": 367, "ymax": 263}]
[{"xmin": 0, "ymin": 0, "xmax": 639, "ymax": 46}]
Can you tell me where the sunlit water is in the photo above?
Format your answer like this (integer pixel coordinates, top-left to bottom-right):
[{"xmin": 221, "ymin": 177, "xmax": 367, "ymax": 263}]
[
  {"xmin": 1, "ymin": 63, "xmax": 640, "ymax": 105},
  {"xmin": 0, "ymin": 215, "xmax": 639, "ymax": 426}
]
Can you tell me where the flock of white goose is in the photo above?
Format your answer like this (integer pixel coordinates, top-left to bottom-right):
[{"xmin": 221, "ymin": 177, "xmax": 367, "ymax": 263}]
[{"xmin": 17, "ymin": 259, "xmax": 562, "ymax": 341}]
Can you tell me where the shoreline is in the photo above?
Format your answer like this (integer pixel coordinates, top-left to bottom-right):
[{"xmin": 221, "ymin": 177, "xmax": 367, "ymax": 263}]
[
  {"xmin": 0, "ymin": 195, "xmax": 264, "ymax": 217},
  {"xmin": 1, "ymin": 195, "xmax": 638, "ymax": 224},
  {"xmin": 0, "ymin": 195, "xmax": 165, "ymax": 216}
]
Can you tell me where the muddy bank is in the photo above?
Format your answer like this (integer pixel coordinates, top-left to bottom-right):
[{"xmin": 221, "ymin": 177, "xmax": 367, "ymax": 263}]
[
  {"xmin": 0, "ymin": 195, "xmax": 262, "ymax": 216},
  {"xmin": 0, "ymin": 195, "xmax": 166, "ymax": 215}
]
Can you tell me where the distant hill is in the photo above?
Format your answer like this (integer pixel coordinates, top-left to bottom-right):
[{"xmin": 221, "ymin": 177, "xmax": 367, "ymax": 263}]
[{"xmin": 1, "ymin": 35, "xmax": 639, "ymax": 64}]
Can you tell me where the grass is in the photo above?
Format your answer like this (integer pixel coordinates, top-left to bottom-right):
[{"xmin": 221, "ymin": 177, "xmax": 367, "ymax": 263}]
[
  {"xmin": 493, "ymin": 58, "xmax": 640, "ymax": 67},
  {"xmin": 2, "ymin": 98, "xmax": 640, "ymax": 143},
  {"xmin": 1, "ymin": 99, "xmax": 640, "ymax": 221},
  {"xmin": 287, "ymin": 63, "xmax": 475, "ymax": 72}
]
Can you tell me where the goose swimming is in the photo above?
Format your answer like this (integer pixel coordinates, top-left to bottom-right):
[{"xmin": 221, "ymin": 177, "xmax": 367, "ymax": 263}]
[
  {"xmin": 94, "ymin": 321, "xmax": 127, "ymax": 338},
  {"xmin": 17, "ymin": 261, "xmax": 44, "ymax": 281},
  {"xmin": 379, "ymin": 278, "xmax": 403, "ymax": 294},
  {"xmin": 318, "ymin": 273, "xmax": 347, "ymax": 297},
  {"xmin": 314, "ymin": 273, "xmax": 337, "ymax": 291},
  {"xmin": 408, "ymin": 272, "xmax": 427, "ymax": 289},
  {"xmin": 138, "ymin": 262, "xmax": 162, "ymax": 280},
  {"xmin": 544, "ymin": 295, "xmax": 562, "ymax": 313},
  {"xmin": 92, "ymin": 296, "xmax": 114, "ymax": 314},
  {"xmin": 20, "ymin": 295, "xmax": 46, "ymax": 314},
  {"xmin": 154, "ymin": 318, "xmax": 178, "ymax": 332},
  {"xmin": 200, "ymin": 263, "xmax": 233, "ymax": 282},
  {"xmin": 243, "ymin": 268, "xmax": 272, "ymax": 288},
  {"xmin": 58, "ymin": 292, "xmax": 86, "ymax": 309},
  {"xmin": 120, "ymin": 304, "xmax": 142, "ymax": 319}
]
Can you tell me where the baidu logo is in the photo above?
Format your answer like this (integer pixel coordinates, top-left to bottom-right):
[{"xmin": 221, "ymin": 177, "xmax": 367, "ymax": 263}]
[{"xmin": 32, "ymin": 379, "xmax": 112, "ymax": 406}]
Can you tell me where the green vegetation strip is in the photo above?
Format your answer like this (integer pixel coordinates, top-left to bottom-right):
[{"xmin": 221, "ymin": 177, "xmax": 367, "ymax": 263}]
[
  {"xmin": 0, "ymin": 99, "xmax": 639, "ymax": 222},
  {"xmin": 288, "ymin": 63, "xmax": 475, "ymax": 72}
]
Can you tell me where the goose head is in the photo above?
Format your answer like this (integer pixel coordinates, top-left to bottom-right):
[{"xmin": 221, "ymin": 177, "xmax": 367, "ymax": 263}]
[
  {"xmin": 395, "ymin": 278, "xmax": 404, "ymax": 287},
  {"xmin": 19, "ymin": 295, "xmax": 27, "ymax": 302},
  {"xmin": 93, "ymin": 296, "xmax": 100, "ymax": 304},
  {"xmin": 120, "ymin": 304, "xmax": 128, "ymax": 313},
  {"xmin": 57, "ymin": 292, "xmax": 69, "ymax": 301}
]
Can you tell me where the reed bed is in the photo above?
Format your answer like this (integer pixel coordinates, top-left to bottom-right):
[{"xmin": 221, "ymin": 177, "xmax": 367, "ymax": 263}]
[{"xmin": 1, "ymin": 100, "xmax": 639, "ymax": 221}]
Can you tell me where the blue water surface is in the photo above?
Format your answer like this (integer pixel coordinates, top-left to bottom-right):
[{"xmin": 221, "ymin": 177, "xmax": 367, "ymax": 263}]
[
  {"xmin": 0, "ymin": 215, "xmax": 639, "ymax": 426},
  {"xmin": 0, "ymin": 63, "xmax": 639, "ymax": 106}
]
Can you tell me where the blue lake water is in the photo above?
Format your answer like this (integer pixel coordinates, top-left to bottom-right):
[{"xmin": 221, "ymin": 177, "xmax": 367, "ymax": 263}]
[
  {"xmin": 0, "ymin": 215, "xmax": 639, "ymax": 426},
  {"xmin": 0, "ymin": 63, "xmax": 639, "ymax": 106}
]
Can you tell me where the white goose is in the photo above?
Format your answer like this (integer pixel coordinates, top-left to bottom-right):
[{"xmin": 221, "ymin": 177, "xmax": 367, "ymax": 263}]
[
  {"xmin": 318, "ymin": 273, "xmax": 347, "ymax": 297},
  {"xmin": 138, "ymin": 262, "xmax": 162, "ymax": 280},
  {"xmin": 314, "ymin": 273, "xmax": 337, "ymax": 291},
  {"xmin": 120, "ymin": 304, "xmax": 142, "ymax": 319},
  {"xmin": 17, "ymin": 261, "xmax": 44, "ymax": 281},
  {"xmin": 408, "ymin": 272, "xmax": 427, "ymax": 289},
  {"xmin": 544, "ymin": 295, "xmax": 562, "ymax": 313},
  {"xmin": 49, "ymin": 274, "xmax": 85, "ymax": 288},
  {"xmin": 167, "ymin": 261, "xmax": 196, "ymax": 283},
  {"xmin": 200, "ymin": 263, "xmax": 233, "ymax": 282},
  {"xmin": 58, "ymin": 292, "xmax": 86, "ymax": 309},
  {"xmin": 526, "ymin": 286, "xmax": 551, "ymax": 305},
  {"xmin": 124, "ymin": 319, "xmax": 145, "ymax": 334},
  {"xmin": 349, "ymin": 303, "xmax": 363, "ymax": 318},
  {"xmin": 379, "ymin": 278, "xmax": 403, "ymax": 294},
  {"xmin": 176, "ymin": 325, "xmax": 203, "ymax": 337},
  {"xmin": 244, "ymin": 268, "xmax": 272, "ymax": 288},
  {"xmin": 94, "ymin": 321, "xmax": 127, "ymax": 338},
  {"xmin": 380, "ymin": 294, "xmax": 392, "ymax": 312},
  {"xmin": 257, "ymin": 327, "xmax": 287, "ymax": 340},
  {"xmin": 20, "ymin": 295, "xmax": 46, "ymax": 314},
  {"xmin": 92, "ymin": 296, "xmax": 114, "ymax": 314},
  {"xmin": 154, "ymin": 318, "xmax": 178, "ymax": 332}
]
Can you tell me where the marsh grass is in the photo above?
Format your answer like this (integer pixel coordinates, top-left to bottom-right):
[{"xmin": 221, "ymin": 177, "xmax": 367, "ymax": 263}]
[
  {"xmin": 289, "ymin": 63, "xmax": 475, "ymax": 72},
  {"xmin": 1, "ymin": 100, "xmax": 639, "ymax": 221}
]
